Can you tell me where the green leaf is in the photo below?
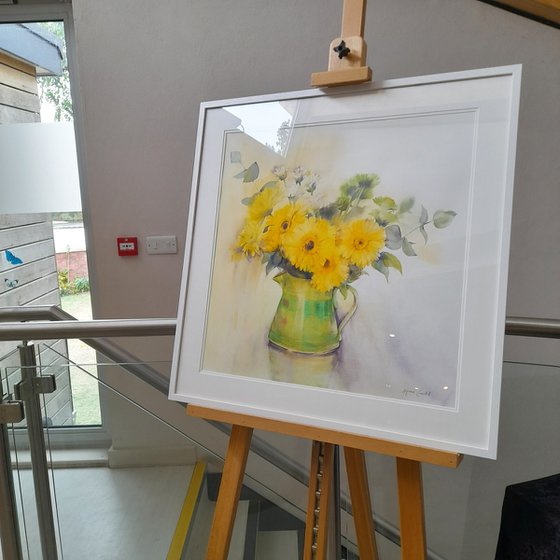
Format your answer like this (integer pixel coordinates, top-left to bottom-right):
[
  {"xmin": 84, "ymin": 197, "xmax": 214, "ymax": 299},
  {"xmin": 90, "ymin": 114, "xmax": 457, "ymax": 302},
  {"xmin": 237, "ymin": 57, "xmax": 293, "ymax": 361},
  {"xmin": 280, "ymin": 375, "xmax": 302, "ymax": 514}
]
[
  {"xmin": 336, "ymin": 195, "xmax": 352, "ymax": 212},
  {"xmin": 373, "ymin": 258, "xmax": 389, "ymax": 281},
  {"xmin": 433, "ymin": 210, "xmax": 457, "ymax": 229},
  {"xmin": 260, "ymin": 180, "xmax": 278, "ymax": 191},
  {"xmin": 317, "ymin": 203, "xmax": 338, "ymax": 220},
  {"xmin": 241, "ymin": 196, "xmax": 253, "ymax": 206},
  {"xmin": 340, "ymin": 174, "xmax": 380, "ymax": 200},
  {"xmin": 402, "ymin": 238, "xmax": 417, "ymax": 257},
  {"xmin": 384, "ymin": 224, "xmax": 402, "ymax": 250},
  {"xmin": 373, "ymin": 196, "xmax": 397, "ymax": 210},
  {"xmin": 382, "ymin": 252, "xmax": 402, "ymax": 274},
  {"xmin": 420, "ymin": 205, "xmax": 429, "ymax": 225},
  {"xmin": 375, "ymin": 210, "xmax": 398, "ymax": 225},
  {"xmin": 339, "ymin": 284, "xmax": 349, "ymax": 298},
  {"xmin": 399, "ymin": 197, "xmax": 415, "ymax": 214},
  {"xmin": 346, "ymin": 264, "xmax": 363, "ymax": 283},
  {"xmin": 230, "ymin": 151, "xmax": 242, "ymax": 163}
]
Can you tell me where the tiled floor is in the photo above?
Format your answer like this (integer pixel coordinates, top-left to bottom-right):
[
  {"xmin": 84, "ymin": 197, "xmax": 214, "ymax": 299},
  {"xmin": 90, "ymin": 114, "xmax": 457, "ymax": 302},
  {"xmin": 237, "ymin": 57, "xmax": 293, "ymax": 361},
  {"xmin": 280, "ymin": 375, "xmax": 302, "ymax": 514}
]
[{"xmin": 5, "ymin": 464, "xmax": 194, "ymax": 559}]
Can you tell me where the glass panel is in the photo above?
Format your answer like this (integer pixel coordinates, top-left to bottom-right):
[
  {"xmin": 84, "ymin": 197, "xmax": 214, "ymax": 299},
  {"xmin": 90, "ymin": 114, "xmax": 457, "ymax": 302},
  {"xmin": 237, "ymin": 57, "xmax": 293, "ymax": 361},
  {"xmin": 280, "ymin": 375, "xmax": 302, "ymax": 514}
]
[
  {"xmin": 1, "ymin": 352, "xmax": 312, "ymax": 559},
  {"xmin": 9, "ymin": 342, "xmax": 557, "ymax": 558},
  {"xmin": 0, "ymin": 19, "xmax": 98, "ymax": 429},
  {"xmin": 1, "ymin": 356, "xmax": 48, "ymax": 559}
]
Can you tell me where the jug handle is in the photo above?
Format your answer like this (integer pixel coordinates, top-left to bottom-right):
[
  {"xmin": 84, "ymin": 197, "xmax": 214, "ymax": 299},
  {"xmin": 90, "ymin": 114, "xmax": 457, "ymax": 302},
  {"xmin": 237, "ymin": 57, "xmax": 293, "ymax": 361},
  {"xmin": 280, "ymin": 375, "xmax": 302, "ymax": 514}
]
[{"xmin": 335, "ymin": 285, "xmax": 358, "ymax": 336}]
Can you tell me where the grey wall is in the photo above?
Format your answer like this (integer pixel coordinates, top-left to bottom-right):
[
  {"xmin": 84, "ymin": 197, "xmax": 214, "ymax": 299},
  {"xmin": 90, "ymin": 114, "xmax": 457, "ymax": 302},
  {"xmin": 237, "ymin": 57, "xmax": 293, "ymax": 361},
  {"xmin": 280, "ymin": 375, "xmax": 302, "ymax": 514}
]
[
  {"xmin": 72, "ymin": 0, "xmax": 559, "ymax": 357},
  {"xmin": 70, "ymin": 1, "xmax": 560, "ymax": 557}
]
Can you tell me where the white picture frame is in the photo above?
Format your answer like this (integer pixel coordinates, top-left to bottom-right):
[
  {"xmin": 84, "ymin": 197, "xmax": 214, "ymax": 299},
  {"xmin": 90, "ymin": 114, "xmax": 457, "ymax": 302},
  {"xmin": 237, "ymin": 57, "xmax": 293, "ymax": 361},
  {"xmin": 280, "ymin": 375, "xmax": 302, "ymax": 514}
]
[{"xmin": 170, "ymin": 65, "xmax": 521, "ymax": 458}]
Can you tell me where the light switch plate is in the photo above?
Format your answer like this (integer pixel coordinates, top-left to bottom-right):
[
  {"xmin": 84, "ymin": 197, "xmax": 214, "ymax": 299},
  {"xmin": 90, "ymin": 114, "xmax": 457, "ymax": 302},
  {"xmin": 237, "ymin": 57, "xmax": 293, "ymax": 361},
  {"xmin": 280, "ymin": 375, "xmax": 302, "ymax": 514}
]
[{"xmin": 146, "ymin": 235, "xmax": 177, "ymax": 254}]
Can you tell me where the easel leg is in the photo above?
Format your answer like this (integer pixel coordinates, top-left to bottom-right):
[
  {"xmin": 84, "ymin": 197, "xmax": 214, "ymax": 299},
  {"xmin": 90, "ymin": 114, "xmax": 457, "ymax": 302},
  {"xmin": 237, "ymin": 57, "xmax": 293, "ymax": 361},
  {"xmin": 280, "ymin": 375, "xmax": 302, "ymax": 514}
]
[
  {"xmin": 206, "ymin": 425, "xmax": 253, "ymax": 560},
  {"xmin": 344, "ymin": 447, "xmax": 378, "ymax": 560},
  {"xmin": 304, "ymin": 441, "xmax": 335, "ymax": 560},
  {"xmin": 396, "ymin": 458, "xmax": 426, "ymax": 560}
]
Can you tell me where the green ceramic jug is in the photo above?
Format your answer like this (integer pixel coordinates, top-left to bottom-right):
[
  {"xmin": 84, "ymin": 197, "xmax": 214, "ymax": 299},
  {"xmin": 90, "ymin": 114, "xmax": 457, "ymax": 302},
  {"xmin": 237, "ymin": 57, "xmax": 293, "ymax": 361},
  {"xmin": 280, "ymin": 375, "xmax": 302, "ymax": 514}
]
[{"xmin": 268, "ymin": 272, "xmax": 357, "ymax": 355}]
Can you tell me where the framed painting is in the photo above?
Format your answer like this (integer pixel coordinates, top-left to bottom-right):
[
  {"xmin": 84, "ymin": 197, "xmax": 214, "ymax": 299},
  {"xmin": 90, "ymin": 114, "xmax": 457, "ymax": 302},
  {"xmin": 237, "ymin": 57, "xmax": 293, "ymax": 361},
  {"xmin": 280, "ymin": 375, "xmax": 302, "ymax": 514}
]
[{"xmin": 170, "ymin": 65, "xmax": 521, "ymax": 458}]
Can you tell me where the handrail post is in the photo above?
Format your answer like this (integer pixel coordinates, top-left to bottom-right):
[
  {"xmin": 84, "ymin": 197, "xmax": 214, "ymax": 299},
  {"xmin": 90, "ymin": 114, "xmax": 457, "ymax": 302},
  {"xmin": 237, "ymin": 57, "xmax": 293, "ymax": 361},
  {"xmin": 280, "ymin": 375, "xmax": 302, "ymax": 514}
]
[
  {"xmin": 0, "ymin": 377, "xmax": 24, "ymax": 560},
  {"xmin": 17, "ymin": 343, "xmax": 59, "ymax": 560}
]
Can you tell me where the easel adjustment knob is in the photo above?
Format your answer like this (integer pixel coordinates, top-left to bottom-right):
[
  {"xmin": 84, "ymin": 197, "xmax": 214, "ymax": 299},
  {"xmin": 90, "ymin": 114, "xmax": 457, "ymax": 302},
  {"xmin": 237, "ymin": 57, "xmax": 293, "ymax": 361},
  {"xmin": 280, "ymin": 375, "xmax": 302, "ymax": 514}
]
[{"xmin": 334, "ymin": 40, "xmax": 351, "ymax": 59}]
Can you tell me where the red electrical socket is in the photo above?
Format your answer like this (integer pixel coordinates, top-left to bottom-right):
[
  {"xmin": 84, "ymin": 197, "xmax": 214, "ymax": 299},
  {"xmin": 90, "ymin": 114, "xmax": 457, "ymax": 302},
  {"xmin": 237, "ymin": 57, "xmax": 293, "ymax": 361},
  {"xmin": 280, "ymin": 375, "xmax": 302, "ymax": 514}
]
[{"xmin": 117, "ymin": 237, "xmax": 138, "ymax": 256}]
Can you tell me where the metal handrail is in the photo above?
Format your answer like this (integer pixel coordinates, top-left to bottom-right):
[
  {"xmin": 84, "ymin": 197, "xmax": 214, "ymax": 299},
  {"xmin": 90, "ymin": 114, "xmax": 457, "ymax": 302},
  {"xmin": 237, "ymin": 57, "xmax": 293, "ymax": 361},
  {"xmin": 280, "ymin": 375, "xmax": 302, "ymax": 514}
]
[{"xmin": 1, "ymin": 306, "xmax": 559, "ymax": 341}]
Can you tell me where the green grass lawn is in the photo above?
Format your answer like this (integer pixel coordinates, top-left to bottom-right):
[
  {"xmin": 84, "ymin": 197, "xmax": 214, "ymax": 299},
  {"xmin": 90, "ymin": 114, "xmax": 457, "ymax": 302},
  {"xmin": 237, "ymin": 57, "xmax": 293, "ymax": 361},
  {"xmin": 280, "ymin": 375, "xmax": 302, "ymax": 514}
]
[{"xmin": 60, "ymin": 292, "xmax": 102, "ymax": 426}]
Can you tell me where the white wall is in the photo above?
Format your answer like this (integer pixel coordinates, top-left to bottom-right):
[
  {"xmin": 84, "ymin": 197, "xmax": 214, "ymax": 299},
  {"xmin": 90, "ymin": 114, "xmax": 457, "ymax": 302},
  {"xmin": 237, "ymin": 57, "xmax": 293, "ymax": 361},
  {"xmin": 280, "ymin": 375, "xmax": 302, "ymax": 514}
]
[{"xmin": 70, "ymin": 0, "xmax": 560, "ymax": 557}]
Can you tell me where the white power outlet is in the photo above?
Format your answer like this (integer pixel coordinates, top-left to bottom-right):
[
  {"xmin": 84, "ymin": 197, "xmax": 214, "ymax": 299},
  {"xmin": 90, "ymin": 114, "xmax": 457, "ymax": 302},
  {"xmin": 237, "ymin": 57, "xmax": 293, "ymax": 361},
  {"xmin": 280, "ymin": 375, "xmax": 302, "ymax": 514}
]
[{"xmin": 146, "ymin": 235, "xmax": 177, "ymax": 255}]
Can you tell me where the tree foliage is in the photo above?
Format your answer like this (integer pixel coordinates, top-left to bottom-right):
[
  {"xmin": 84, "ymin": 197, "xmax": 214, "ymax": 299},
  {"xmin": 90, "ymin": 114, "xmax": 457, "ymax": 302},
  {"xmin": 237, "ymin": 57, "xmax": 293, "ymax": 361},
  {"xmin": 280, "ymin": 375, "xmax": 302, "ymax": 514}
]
[{"xmin": 37, "ymin": 21, "xmax": 73, "ymax": 122}]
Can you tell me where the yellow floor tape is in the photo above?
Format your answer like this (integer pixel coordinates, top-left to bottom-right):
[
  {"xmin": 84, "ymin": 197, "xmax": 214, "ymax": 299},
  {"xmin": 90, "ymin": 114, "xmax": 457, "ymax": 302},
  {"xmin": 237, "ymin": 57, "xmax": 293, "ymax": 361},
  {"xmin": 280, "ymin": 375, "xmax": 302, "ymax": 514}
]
[{"xmin": 167, "ymin": 461, "xmax": 207, "ymax": 560}]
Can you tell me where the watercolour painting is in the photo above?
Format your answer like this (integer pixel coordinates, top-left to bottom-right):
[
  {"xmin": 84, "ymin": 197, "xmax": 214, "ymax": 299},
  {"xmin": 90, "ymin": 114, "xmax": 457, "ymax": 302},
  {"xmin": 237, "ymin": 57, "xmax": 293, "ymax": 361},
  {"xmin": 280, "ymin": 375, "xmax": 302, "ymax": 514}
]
[{"xmin": 170, "ymin": 66, "xmax": 521, "ymax": 458}]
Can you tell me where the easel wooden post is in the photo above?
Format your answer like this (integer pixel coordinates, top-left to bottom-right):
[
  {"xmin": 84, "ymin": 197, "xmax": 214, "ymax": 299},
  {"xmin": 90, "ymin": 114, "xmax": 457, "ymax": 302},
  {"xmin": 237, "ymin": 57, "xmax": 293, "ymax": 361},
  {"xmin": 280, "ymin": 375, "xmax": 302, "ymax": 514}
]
[
  {"xmin": 188, "ymin": 405, "xmax": 462, "ymax": 560},
  {"xmin": 311, "ymin": 0, "xmax": 373, "ymax": 87}
]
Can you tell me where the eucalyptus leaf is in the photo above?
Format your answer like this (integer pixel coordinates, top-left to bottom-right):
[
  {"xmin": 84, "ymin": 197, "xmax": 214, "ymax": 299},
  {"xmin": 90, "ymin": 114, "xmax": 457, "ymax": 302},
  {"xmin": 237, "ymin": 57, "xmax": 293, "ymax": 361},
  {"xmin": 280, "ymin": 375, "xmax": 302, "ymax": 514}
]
[
  {"xmin": 265, "ymin": 260, "xmax": 276, "ymax": 275},
  {"xmin": 420, "ymin": 205, "xmax": 429, "ymax": 225},
  {"xmin": 243, "ymin": 162, "xmax": 260, "ymax": 183},
  {"xmin": 433, "ymin": 210, "xmax": 457, "ymax": 228},
  {"xmin": 384, "ymin": 224, "xmax": 402, "ymax": 250},
  {"xmin": 373, "ymin": 258, "xmax": 390, "ymax": 282},
  {"xmin": 383, "ymin": 252, "xmax": 403, "ymax": 273},
  {"xmin": 399, "ymin": 197, "xmax": 415, "ymax": 214},
  {"xmin": 339, "ymin": 284, "xmax": 349, "ymax": 299},
  {"xmin": 241, "ymin": 196, "xmax": 253, "ymax": 206},
  {"xmin": 271, "ymin": 251, "xmax": 283, "ymax": 266},
  {"xmin": 402, "ymin": 238, "xmax": 417, "ymax": 257},
  {"xmin": 230, "ymin": 151, "xmax": 242, "ymax": 164},
  {"xmin": 419, "ymin": 224, "xmax": 428, "ymax": 244}
]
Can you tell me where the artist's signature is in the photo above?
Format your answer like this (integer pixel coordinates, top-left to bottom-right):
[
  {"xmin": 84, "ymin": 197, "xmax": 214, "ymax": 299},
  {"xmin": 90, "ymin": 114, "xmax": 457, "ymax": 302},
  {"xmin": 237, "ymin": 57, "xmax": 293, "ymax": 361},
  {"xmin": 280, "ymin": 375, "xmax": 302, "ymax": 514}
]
[{"xmin": 402, "ymin": 388, "xmax": 432, "ymax": 398}]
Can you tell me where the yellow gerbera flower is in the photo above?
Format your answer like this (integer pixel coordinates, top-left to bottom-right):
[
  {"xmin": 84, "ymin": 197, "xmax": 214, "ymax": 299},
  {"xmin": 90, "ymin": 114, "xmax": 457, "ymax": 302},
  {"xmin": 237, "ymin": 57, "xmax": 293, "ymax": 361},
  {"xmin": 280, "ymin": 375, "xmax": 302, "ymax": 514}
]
[
  {"xmin": 339, "ymin": 219, "xmax": 385, "ymax": 268},
  {"xmin": 283, "ymin": 218, "xmax": 336, "ymax": 272},
  {"xmin": 248, "ymin": 187, "xmax": 282, "ymax": 221},
  {"xmin": 310, "ymin": 253, "xmax": 349, "ymax": 292},
  {"xmin": 261, "ymin": 203, "xmax": 307, "ymax": 252},
  {"xmin": 235, "ymin": 219, "xmax": 263, "ymax": 258}
]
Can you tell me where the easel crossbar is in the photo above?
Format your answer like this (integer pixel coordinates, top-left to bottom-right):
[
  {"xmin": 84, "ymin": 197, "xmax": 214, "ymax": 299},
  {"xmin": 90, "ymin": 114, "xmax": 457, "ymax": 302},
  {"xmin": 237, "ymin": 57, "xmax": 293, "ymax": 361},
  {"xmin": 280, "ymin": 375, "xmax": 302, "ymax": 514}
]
[{"xmin": 187, "ymin": 405, "xmax": 462, "ymax": 468}]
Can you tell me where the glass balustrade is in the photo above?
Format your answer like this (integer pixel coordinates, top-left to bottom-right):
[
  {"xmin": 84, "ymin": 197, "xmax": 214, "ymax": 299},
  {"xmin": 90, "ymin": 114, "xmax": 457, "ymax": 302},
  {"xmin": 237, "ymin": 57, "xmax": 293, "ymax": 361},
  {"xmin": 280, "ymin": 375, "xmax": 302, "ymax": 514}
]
[
  {"xmin": 0, "ymin": 347, "xmax": 311, "ymax": 559},
  {"xmin": 1, "ymin": 335, "xmax": 559, "ymax": 559}
]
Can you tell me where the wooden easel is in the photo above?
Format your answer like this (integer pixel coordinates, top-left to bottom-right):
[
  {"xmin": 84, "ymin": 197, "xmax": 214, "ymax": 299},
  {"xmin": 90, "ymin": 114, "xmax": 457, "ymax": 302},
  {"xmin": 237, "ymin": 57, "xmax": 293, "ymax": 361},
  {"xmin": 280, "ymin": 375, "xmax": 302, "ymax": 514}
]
[
  {"xmin": 188, "ymin": 405, "xmax": 462, "ymax": 560},
  {"xmin": 311, "ymin": 0, "xmax": 373, "ymax": 87},
  {"xmin": 191, "ymin": 2, "xmax": 462, "ymax": 558}
]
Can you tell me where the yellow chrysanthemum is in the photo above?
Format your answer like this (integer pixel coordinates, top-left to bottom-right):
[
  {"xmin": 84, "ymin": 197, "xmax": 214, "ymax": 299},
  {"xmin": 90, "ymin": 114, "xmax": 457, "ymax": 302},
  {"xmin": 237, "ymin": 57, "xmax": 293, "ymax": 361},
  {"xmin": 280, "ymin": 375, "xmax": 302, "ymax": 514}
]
[
  {"xmin": 283, "ymin": 218, "xmax": 336, "ymax": 272},
  {"xmin": 310, "ymin": 253, "xmax": 349, "ymax": 292},
  {"xmin": 339, "ymin": 219, "xmax": 385, "ymax": 268},
  {"xmin": 260, "ymin": 203, "xmax": 307, "ymax": 252},
  {"xmin": 247, "ymin": 187, "xmax": 282, "ymax": 221},
  {"xmin": 235, "ymin": 219, "xmax": 263, "ymax": 257}
]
